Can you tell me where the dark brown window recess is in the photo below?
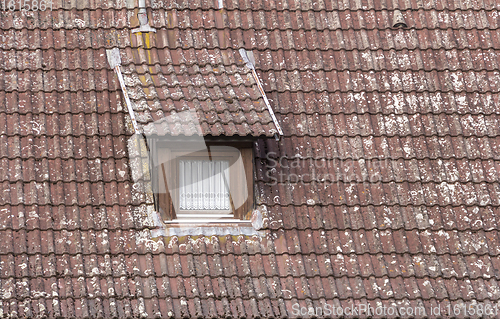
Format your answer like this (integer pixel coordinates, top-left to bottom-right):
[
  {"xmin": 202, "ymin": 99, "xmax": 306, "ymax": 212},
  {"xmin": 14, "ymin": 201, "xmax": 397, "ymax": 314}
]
[{"xmin": 153, "ymin": 140, "xmax": 255, "ymax": 224}]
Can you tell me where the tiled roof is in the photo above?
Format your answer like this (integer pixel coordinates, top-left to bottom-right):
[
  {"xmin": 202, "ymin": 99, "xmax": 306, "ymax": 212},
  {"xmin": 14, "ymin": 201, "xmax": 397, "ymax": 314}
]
[
  {"xmin": 122, "ymin": 45, "xmax": 279, "ymax": 136},
  {"xmin": 1, "ymin": 0, "xmax": 500, "ymax": 318}
]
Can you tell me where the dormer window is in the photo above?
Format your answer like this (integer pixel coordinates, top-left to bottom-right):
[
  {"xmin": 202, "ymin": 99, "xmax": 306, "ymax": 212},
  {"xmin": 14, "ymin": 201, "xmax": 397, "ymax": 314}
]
[{"xmin": 153, "ymin": 140, "xmax": 254, "ymax": 223}]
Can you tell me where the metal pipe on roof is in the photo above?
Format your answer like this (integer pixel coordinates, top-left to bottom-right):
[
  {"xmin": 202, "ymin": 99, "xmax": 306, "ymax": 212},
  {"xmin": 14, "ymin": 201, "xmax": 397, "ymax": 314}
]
[
  {"xmin": 138, "ymin": 0, "xmax": 146, "ymax": 13},
  {"xmin": 133, "ymin": 0, "xmax": 156, "ymax": 33}
]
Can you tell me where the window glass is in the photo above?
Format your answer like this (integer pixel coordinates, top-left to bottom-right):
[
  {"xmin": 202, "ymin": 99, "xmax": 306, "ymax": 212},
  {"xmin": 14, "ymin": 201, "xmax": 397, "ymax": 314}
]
[{"xmin": 179, "ymin": 160, "xmax": 230, "ymax": 210}]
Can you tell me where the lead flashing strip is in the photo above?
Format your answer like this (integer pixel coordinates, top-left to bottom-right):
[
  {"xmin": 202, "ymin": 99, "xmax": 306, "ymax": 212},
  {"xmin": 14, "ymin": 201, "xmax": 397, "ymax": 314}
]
[
  {"xmin": 239, "ymin": 49, "xmax": 284, "ymax": 137},
  {"xmin": 106, "ymin": 48, "xmax": 140, "ymax": 133}
]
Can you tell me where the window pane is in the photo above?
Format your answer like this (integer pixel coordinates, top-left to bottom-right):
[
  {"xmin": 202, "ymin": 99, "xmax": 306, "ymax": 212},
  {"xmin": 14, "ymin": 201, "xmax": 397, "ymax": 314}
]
[{"xmin": 179, "ymin": 160, "xmax": 230, "ymax": 210}]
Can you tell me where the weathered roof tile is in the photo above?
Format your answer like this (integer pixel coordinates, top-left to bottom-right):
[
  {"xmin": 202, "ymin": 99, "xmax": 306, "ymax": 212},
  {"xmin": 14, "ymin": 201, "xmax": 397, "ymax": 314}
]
[{"xmin": 1, "ymin": 0, "xmax": 500, "ymax": 315}]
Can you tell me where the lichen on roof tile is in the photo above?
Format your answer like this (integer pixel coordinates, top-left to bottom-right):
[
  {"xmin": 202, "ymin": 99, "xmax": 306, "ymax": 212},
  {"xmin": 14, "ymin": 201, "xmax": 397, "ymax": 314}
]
[{"xmin": 1, "ymin": 0, "xmax": 500, "ymax": 317}]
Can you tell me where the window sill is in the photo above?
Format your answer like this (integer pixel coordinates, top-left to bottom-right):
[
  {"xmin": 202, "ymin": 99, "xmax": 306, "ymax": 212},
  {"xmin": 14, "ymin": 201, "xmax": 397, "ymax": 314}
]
[
  {"xmin": 147, "ymin": 206, "xmax": 267, "ymax": 237},
  {"xmin": 151, "ymin": 222, "xmax": 264, "ymax": 237},
  {"xmin": 163, "ymin": 218, "xmax": 252, "ymax": 224}
]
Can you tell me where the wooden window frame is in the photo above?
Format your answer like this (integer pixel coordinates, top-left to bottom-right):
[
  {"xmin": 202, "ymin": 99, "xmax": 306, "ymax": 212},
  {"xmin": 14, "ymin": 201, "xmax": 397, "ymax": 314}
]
[{"xmin": 155, "ymin": 144, "xmax": 254, "ymax": 223}]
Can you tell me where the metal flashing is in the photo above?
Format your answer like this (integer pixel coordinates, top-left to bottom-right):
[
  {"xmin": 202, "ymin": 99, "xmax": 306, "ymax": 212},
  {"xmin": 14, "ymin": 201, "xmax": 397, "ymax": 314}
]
[
  {"xmin": 106, "ymin": 48, "xmax": 140, "ymax": 133},
  {"xmin": 239, "ymin": 49, "xmax": 283, "ymax": 137}
]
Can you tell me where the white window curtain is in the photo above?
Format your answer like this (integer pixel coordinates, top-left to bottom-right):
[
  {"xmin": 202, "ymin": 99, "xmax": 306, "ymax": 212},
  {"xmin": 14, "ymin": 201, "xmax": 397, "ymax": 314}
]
[{"xmin": 179, "ymin": 160, "xmax": 230, "ymax": 210}]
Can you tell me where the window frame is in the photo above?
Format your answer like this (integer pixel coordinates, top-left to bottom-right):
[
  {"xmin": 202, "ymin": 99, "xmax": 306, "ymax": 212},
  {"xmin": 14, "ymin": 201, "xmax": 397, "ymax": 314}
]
[{"xmin": 154, "ymin": 141, "xmax": 255, "ymax": 224}]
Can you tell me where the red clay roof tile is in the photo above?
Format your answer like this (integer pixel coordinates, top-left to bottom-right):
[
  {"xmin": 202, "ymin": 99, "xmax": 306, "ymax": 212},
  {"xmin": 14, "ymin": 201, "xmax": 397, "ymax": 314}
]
[{"xmin": 1, "ymin": 0, "xmax": 500, "ymax": 316}]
